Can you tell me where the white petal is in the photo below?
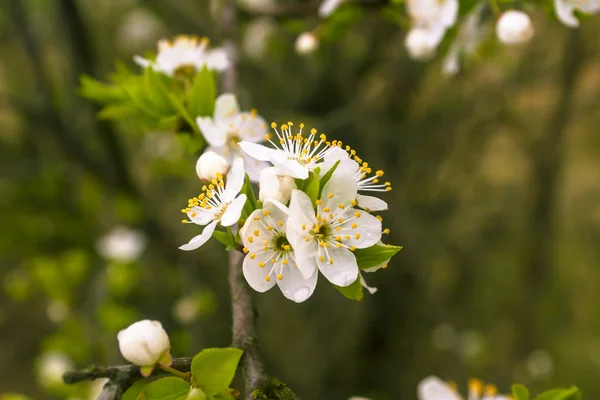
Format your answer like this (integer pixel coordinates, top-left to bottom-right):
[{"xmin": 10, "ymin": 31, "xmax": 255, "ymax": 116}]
[
  {"xmin": 345, "ymin": 211, "xmax": 382, "ymax": 249},
  {"xmin": 442, "ymin": 45, "xmax": 460, "ymax": 76},
  {"xmin": 187, "ymin": 207, "xmax": 215, "ymax": 225},
  {"xmin": 243, "ymin": 251, "xmax": 278, "ymax": 292},
  {"xmin": 242, "ymin": 153, "xmax": 269, "ymax": 183},
  {"xmin": 239, "ymin": 141, "xmax": 274, "ymax": 162},
  {"xmin": 359, "ymin": 273, "xmax": 378, "ymax": 294},
  {"xmin": 179, "ymin": 220, "xmax": 218, "ymax": 251},
  {"xmin": 225, "ymin": 157, "xmax": 245, "ymax": 201},
  {"xmin": 221, "ymin": 194, "xmax": 247, "ymax": 226},
  {"xmin": 322, "ymin": 172, "xmax": 358, "ymax": 209},
  {"xmin": 240, "ymin": 210, "xmax": 268, "ymax": 252},
  {"xmin": 270, "ymin": 151, "xmax": 309, "ymax": 179},
  {"xmin": 277, "ymin": 264, "xmax": 318, "ymax": 303},
  {"xmin": 292, "ymin": 239, "xmax": 319, "ymax": 280},
  {"xmin": 440, "ymin": 0, "xmax": 459, "ymax": 28},
  {"xmin": 288, "ymin": 190, "xmax": 316, "ymax": 227},
  {"xmin": 356, "ymin": 194, "xmax": 388, "ymax": 211},
  {"xmin": 133, "ymin": 55, "xmax": 151, "ymax": 68},
  {"xmin": 417, "ymin": 376, "xmax": 461, "ymax": 400},
  {"xmin": 205, "ymin": 48, "xmax": 230, "ymax": 71},
  {"xmin": 214, "ymin": 94, "xmax": 240, "ymax": 122},
  {"xmin": 197, "ymin": 117, "xmax": 226, "ymax": 147},
  {"xmin": 555, "ymin": 0, "xmax": 579, "ymax": 27},
  {"xmin": 318, "ymin": 0, "xmax": 345, "ymax": 18},
  {"xmin": 579, "ymin": 0, "xmax": 600, "ymax": 13},
  {"xmin": 264, "ymin": 198, "xmax": 290, "ymax": 216},
  {"xmin": 237, "ymin": 113, "xmax": 268, "ymax": 143},
  {"xmin": 316, "ymin": 246, "xmax": 358, "ymax": 287}
]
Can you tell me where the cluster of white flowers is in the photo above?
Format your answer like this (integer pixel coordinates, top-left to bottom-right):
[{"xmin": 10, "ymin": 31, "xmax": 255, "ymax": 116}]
[{"xmin": 418, "ymin": 376, "xmax": 510, "ymax": 400}]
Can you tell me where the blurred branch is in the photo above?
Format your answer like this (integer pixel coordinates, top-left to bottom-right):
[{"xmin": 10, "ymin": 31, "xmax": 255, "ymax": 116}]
[{"xmin": 63, "ymin": 357, "xmax": 193, "ymax": 400}]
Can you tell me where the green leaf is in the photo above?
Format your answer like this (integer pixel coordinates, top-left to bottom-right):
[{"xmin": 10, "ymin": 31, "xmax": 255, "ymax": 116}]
[
  {"xmin": 140, "ymin": 377, "xmax": 190, "ymax": 400},
  {"xmin": 0, "ymin": 394, "xmax": 32, "ymax": 400},
  {"xmin": 143, "ymin": 67, "xmax": 174, "ymax": 116},
  {"xmin": 294, "ymin": 178, "xmax": 304, "ymax": 191},
  {"xmin": 213, "ymin": 230, "xmax": 235, "ymax": 250},
  {"xmin": 304, "ymin": 167, "xmax": 321, "ymax": 205},
  {"xmin": 354, "ymin": 244, "xmax": 402, "ymax": 269},
  {"xmin": 191, "ymin": 348, "xmax": 243, "ymax": 396},
  {"xmin": 240, "ymin": 174, "xmax": 257, "ymax": 220},
  {"xmin": 122, "ymin": 379, "xmax": 148, "ymax": 400},
  {"xmin": 334, "ymin": 277, "xmax": 363, "ymax": 301},
  {"xmin": 169, "ymin": 94, "xmax": 203, "ymax": 139},
  {"xmin": 535, "ymin": 387, "xmax": 581, "ymax": 400},
  {"xmin": 187, "ymin": 67, "xmax": 216, "ymax": 118},
  {"xmin": 318, "ymin": 160, "xmax": 340, "ymax": 198},
  {"xmin": 79, "ymin": 75, "xmax": 127, "ymax": 104},
  {"xmin": 512, "ymin": 384, "xmax": 530, "ymax": 400}
]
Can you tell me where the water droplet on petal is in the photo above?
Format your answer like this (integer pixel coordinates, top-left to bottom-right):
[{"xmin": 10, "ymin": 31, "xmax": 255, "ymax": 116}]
[
  {"xmin": 366, "ymin": 230, "xmax": 373, "ymax": 237},
  {"xmin": 293, "ymin": 286, "xmax": 310, "ymax": 302}
]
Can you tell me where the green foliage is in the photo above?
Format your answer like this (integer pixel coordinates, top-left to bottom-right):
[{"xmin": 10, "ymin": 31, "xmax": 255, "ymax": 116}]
[
  {"xmin": 512, "ymin": 384, "xmax": 530, "ymax": 400},
  {"xmin": 122, "ymin": 379, "xmax": 149, "ymax": 400},
  {"xmin": 240, "ymin": 174, "xmax": 258, "ymax": 221},
  {"xmin": 334, "ymin": 277, "xmax": 363, "ymax": 301},
  {"xmin": 0, "ymin": 394, "xmax": 32, "ymax": 400},
  {"xmin": 535, "ymin": 387, "xmax": 581, "ymax": 400},
  {"xmin": 304, "ymin": 167, "xmax": 321, "ymax": 205},
  {"xmin": 318, "ymin": 160, "xmax": 340, "ymax": 198},
  {"xmin": 354, "ymin": 244, "xmax": 403, "ymax": 269},
  {"xmin": 191, "ymin": 348, "xmax": 243, "ymax": 396},
  {"xmin": 137, "ymin": 377, "xmax": 191, "ymax": 400},
  {"xmin": 212, "ymin": 230, "xmax": 236, "ymax": 251},
  {"xmin": 187, "ymin": 67, "xmax": 216, "ymax": 118}
]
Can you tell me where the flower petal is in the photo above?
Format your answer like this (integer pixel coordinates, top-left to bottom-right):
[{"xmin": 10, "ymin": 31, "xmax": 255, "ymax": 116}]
[
  {"xmin": 225, "ymin": 157, "xmax": 245, "ymax": 201},
  {"xmin": 221, "ymin": 194, "xmax": 247, "ymax": 227},
  {"xmin": 277, "ymin": 263, "xmax": 318, "ymax": 303},
  {"xmin": 359, "ymin": 273, "xmax": 378, "ymax": 294},
  {"xmin": 270, "ymin": 151, "xmax": 309, "ymax": 179},
  {"xmin": 239, "ymin": 141, "xmax": 274, "ymax": 162},
  {"xmin": 292, "ymin": 239, "xmax": 319, "ymax": 280},
  {"xmin": 214, "ymin": 94, "xmax": 240, "ymax": 122},
  {"xmin": 187, "ymin": 207, "xmax": 215, "ymax": 225},
  {"xmin": 356, "ymin": 194, "xmax": 388, "ymax": 211},
  {"xmin": 179, "ymin": 220, "xmax": 218, "ymax": 251},
  {"xmin": 242, "ymin": 251, "xmax": 277, "ymax": 292},
  {"xmin": 417, "ymin": 376, "xmax": 461, "ymax": 400},
  {"xmin": 344, "ymin": 210, "xmax": 382, "ymax": 249},
  {"xmin": 133, "ymin": 55, "xmax": 151, "ymax": 68},
  {"xmin": 316, "ymin": 246, "xmax": 358, "ymax": 287},
  {"xmin": 197, "ymin": 117, "xmax": 226, "ymax": 147},
  {"xmin": 288, "ymin": 190, "xmax": 316, "ymax": 227},
  {"xmin": 322, "ymin": 171, "xmax": 358, "ymax": 209},
  {"xmin": 242, "ymin": 153, "xmax": 270, "ymax": 183},
  {"xmin": 555, "ymin": 0, "xmax": 579, "ymax": 27},
  {"xmin": 264, "ymin": 198, "xmax": 290, "ymax": 216},
  {"xmin": 205, "ymin": 48, "xmax": 230, "ymax": 71}
]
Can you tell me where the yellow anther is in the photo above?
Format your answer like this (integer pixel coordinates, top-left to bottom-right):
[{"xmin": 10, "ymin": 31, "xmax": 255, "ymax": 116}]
[
  {"xmin": 484, "ymin": 385, "xmax": 498, "ymax": 396},
  {"xmin": 271, "ymin": 122, "xmax": 277, "ymax": 128},
  {"xmin": 263, "ymin": 210, "xmax": 270, "ymax": 216},
  {"xmin": 328, "ymin": 193, "xmax": 334, "ymax": 199},
  {"xmin": 338, "ymin": 203, "xmax": 345, "ymax": 209},
  {"xmin": 386, "ymin": 187, "xmax": 392, "ymax": 191},
  {"xmin": 278, "ymin": 220, "xmax": 284, "ymax": 226},
  {"xmin": 336, "ymin": 243, "xmax": 342, "ymax": 248},
  {"xmin": 355, "ymin": 211, "xmax": 361, "ymax": 218},
  {"xmin": 311, "ymin": 128, "xmax": 317, "ymax": 134},
  {"xmin": 253, "ymin": 217, "xmax": 260, "ymax": 221},
  {"xmin": 181, "ymin": 220, "xmax": 188, "ymax": 223},
  {"xmin": 271, "ymin": 259, "xmax": 276, "ymax": 263},
  {"xmin": 351, "ymin": 200, "xmax": 358, "ymax": 207},
  {"xmin": 381, "ymin": 264, "xmax": 388, "ymax": 269},
  {"xmin": 349, "ymin": 246, "xmax": 356, "ymax": 251},
  {"xmin": 338, "ymin": 218, "xmax": 344, "ymax": 223},
  {"xmin": 344, "ymin": 235, "xmax": 350, "ymax": 240},
  {"xmin": 259, "ymin": 261, "xmax": 265, "ymax": 267},
  {"xmin": 319, "ymin": 255, "xmax": 325, "ymax": 262},
  {"xmin": 383, "ymin": 228, "xmax": 390, "ymax": 234},
  {"xmin": 250, "ymin": 253, "xmax": 256, "ymax": 260},
  {"xmin": 323, "ymin": 207, "xmax": 331, "ymax": 213},
  {"xmin": 265, "ymin": 275, "xmax": 271, "ymax": 281},
  {"xmin": 243, "ymin": 247, "xmax": 249, "ymax": 254},
  {"xmin": 254, "ymin": 230, "xmax": 260, "ymax": 236},
  {"xmin": 299, "ymin": 123, "xmax": 305, "ymax": 128},
  {"xmin": 248, "ymin": 237, "xmax": 254, "ymax": 243},
  {"xmin": 376, "ymin": 215, "xmax": 383, "ymax": 222},
  {"xmin": 319, "ymin": 242, "xmax": 325, "ymax": 247},
  {"xmin": 336, "ymin": 226, "xmax": 341, "ymax": 231},
  {"xmin": 264, "ymin": 133, "xmax": 272, "ymax": 140},
  {"xmin": 316, "ymin": 200, "xmax": 323, "ymax": 205},
  {"xmin": 468, "ymin": 379, "xmax": 483, "ymax": 395},
  {"xmin": 266, "ymin": 225, "xmax": 273, "ymax": 231},
  {"xmin": 329, "ymin": 258, "xmax": 333, "ymax": 264},
  {"xmin": 305, "ymin": 235, "xmax": 311, "ymax": 241},
  {"xmin": 325, "ymin": 243, "xmax": 330, "ymax": 248},
  {"xmin": 301, "ymin": 224, "xmax": 306, "ymax": 230},
  {"xmin": 351, "ymin": 223, "xmax": 358, "ymax": 229},
  {"xmin": 277, "ymin": 274, "xmax": 283, "ymax": 280},
  {"xmin": 355, "ymin": 233, "xmax": 361, "ymax": 239}
]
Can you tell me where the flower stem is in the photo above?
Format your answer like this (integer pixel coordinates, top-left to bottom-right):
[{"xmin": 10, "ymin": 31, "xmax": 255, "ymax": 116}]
[{"xmin": 159, "ymin": 365, "xmax": 192, "ymax": 381}]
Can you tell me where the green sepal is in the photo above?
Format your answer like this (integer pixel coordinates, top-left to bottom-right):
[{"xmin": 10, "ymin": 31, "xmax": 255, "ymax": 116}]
[
  {"xmin": 191, "ymin": 348, "xmax": 243, "ymax": 396},
  {"xmin": 138, "ymin": 377, "xmax": 191, "ymax": 400},
  {"xmin": 240, "ymin": 174, "xmax": 257, "ymax": 220},
  {"xmin": 158, "ymin": 350, "xmax": 173, "ymax": 367},
  {"xmin": 213, "ymin": 230, "xmax": 235, "ymax": 251},
  {"xmin": 354, "ymin": 244, "xmax": 402, "ymax": 269},
  {"xmin": 186, "ymin": 67, "xmax": 216, "ymax": 118},
  {"xmin": 535, "ymin": 387, "xmax": 581, "ymax": 400},
  {"xmin": 334, "ymin": 277, "xmax": 363, "ymax": 301},
  {"xmin": 304, "ymin": 167, "xmax": 321, "ymax": 205},
  {"xmin": 318, "ymin": 160, "xmax": 340, "ymax": 198},
  {"xmin": 140, "ymin": 365, "xmax": 155, "ymax": 377},
  {"xmin": 512, "ymin": 384, "xmax": 530, "ymax": 400}
]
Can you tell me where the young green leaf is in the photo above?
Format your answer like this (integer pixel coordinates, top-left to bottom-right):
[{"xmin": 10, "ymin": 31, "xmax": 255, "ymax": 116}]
[
  {"xmin": 212, "ymin": 230, "xmax": 235, "ymax": 250},
  {"xmin": 304, "ymin": 167, "xmax": 321, "ymax": 205},
  {"xmin": 354, "ymin": 244, "xmax": 402, "ymax": 269},
  {"xmin": 187, "ymin": 67, "xmax": 216, "ymax": 118},
  {"xmin": 139, "ymin": 377, "xmax": 191, "ymax": 400},
  {"xmin": 240, "ymin": 174, "xmax": 257, "ymax": 220},
  {"xmin": 535, "ymin": 387, "xmax": 581, "ymax": 400},
  {"xmin": 334, "ymin": 277, "xmax": 363, "ymax": 301},
  {"xmin": 143, "ymin": 67, "xmax": 174, "ymax": 116},
  {"xmin": 122, "ymin": 379, "xmax": 149, "ymax": 400},
  {"xmin": 512, "ymin": 384, "xmax": 530, "ymax": 400},
  {"xmin": 191, "ymin": 348, "xmax": 244, "ymax": 396},
  {"xmin": 318, "ymin": 160, "xmax": 340, "ymax": 198}
]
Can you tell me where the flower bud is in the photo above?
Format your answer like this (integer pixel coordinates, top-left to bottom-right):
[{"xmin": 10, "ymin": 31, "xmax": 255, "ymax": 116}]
[
  {"xmin": 117, "ymin": 320, "xmax": 171, "ymax": 370},
  {"xmin": 295, "ymin": 32, "xmax": 319, "ymax": 55},
  {"xmin": 496, "ymin": 10, "xmax": 534, "ymax": 45},
  {"xmin": 404, "ymin": 28, "xmax": 437, "ymax": 60},
  {"xmin": 187, "ymin": 387, "xmax": 208, "ymax": 400},
  {"xmin": 259, "ymin": 167, "xmax": 297, "ymax": 204},
  {"xmin": 196, "ymin": 151, "xmax": 230, "ymax": 181}
]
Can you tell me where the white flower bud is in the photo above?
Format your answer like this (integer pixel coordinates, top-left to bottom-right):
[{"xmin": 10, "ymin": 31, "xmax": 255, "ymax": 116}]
[
  {"xmin": 259, "ymin": 167, "xmax": 297, "ymax": 204},
  {"xmin": 97, "ymin": 226, "xmax": 146, "ymax": 263},
  {"xmin": 404, "ymin": 28, "xmax": 437, "ymax": 60},
  {"xmin": 295, "ymin": 32, "xmax": 319, "ymax": 55},
  {"xmin": 496, "ymin": 10, "xmax": 534, "ymax": 45},
  {"xmin": 196, "ymin": 151, "xmax": 230, "ymax": 181},
  {"xmin": 117, "ymin": 320, "xmax": 171, "ymax": 367},
  {"xmin": 37, "ymin": 352, "xmax": 73, "ymax": 388}
]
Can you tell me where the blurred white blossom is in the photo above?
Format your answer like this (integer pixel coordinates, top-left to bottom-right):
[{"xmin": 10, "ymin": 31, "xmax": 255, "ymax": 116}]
[
  {"xmin": 243, "ymin": 18, "xmax": 276, "ymax": 60},
  {"xmin": 37, "ymin": 352, "xmax": 73, "ymax": 388},
  {"xmin": 405, "ymin": 0, "xmax": 458, "ymax": 58},
  {"xmin": 555, "ymin": 0, "xmax": 600, "ymax": 27},
  {"xmin": 405, "ymin": 28, "xmax": 439, "ymax": 60},
  {"xmin": 173, "ymin": 296, "xmax": 201, "ymax": 324},
  {"xmin": 418, "ymin": 376, "xmax": 511, "ymax": 400},
  {"xmin": 116, "ymin": 9, "xmax": 164, "ymax": 52},
  {"xmin": 295, "ymin": 32, "xmax": 319, "ymax": 55},
  {"xmin": 319, "ymin": 0, "xmax": 346, "ymax": 18},
  {"xmin": 496, "ymin": 10, "xmax": 534, "ymax": 45},
  {"xmin": 196, "ymin": 151, "xmax": 230, "ymax": 181},
  {"xmin": 46, "ymin": 300, "xmax": 69, "ymax": 324},
  {"xmin": 527, "ymin": 350, "xmax": 554, "ymax": 379},
  {"xmin": 443, "ymin": 3, "xmax": 486, "ymax": 76},
  {"xmin": 97, "ymin": 226, "xmax": 146, "ymax": 263}
]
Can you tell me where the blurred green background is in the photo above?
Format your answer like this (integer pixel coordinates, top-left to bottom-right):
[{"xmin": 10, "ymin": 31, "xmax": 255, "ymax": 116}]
[{"xmin": 1, "ymin": 0, "xmax": 600, "ymax": 399}]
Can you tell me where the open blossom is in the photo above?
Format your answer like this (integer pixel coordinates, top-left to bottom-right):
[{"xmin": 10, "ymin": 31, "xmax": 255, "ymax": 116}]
[
  {"xmin": 259, "ymin": 167, "xmax": 297, "ymax": 204},
  {"xmin": 180, "ymin": 158, "xmax": 247, "ymax": 251},
  {"xmin": 496, "ymin": 11, "xmax": 534, "ymax": 45},
  {"xmin": 405, "ymin": 0, "xmax": 458, "ymax": 58},
  {"xmin": 240, "ymin": 122, "xmax": 339, "ymax": 179},
  {"xmin": 96, "ymin": 226, "xmax": 147, "ymax": 263},
  {"xmin": 197, "ymin": 94, "xmax": 269, "ymax": 182},
  {"xmin": 134, "ymin": 35, "xmax": 228, "ymax": 76},
  {"xmin": 118, "ymin": 320, "xmax": 172, "ymax": 376},
  {"xmin": 555, "ymin": 0, "xmax": 600, "ymax": 27},
  {"xmin": 241, "ymin": 200, "xmax": 318, "ymax": 303},
  {"xmin": 286, "ymin": 172, "xmax": 382, "ymax": 287},
  {"xmin": 418, "ymin": 376, "xmax": 510, "ymax": 400}
]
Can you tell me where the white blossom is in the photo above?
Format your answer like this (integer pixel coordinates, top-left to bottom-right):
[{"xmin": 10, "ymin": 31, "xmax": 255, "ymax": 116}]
[
  {"xmin": 37, "ymin": 352, "xmax": 73, "ymax": 388},
  {"xmin": 173, "ymin": 296, "xmax": 201, "ymax": 324},
  {"xmin": 239, "ymin": 122, "xmax": 338, "ymax": 179},
  {"xmin": 243, "ymin": 18, "xmax": 276, "ymax": 60},
  {"xmin": 405, "ymin": 28, "xmax": 440, "ymax": 60},
  {"xmin": 241, "ymin": 200, "xmax": 318, "ymax": 303},
  {"xmin": 180, "ymin": 157, "xmax": 247, "ymax": 251},
  {"xmin": 443, "ymin": 3, "xmax": 486, "ymax": 76},
  {"xmin": 295, "ymin": 32, "xmax": 319, "ymax": 55},
  {"xmin": 117, "ymin": 320, "xmax": 171, "ymax": 374},
  {"xmin": 134, "ymin": 35, "xmax": 228, "ymax": 76},
  {"xmin": 496, "ymin": 11, "xmax": 534, "ymax": 45},
  {"xmin": 46, "ymin": 300, "xmax": 69, "ymax": 323},
  {"xmin": 286, "ymin": 172, "xmax": 382, "ymax": 287},
  {"xmin": 418, "ymin": 376, "xmax": 510, "ymax": 400},
  {"xmin": 96, "ymin": 226, "xmax": 147, "ymax": 263},
  {"xmin": 319, "ymin": 0, "xmax": 346, "ymax": 18},
  {"xmin": 405, "ymin": 0, "xmax": 459, "ymax": 57},
  {"xmin": 196, "ymin": 94, "xmax": 269, "ymax": 182},
  {"xmin": 258, "ymin": 167, "xmax": 297, "ymax": 205},
  {"xmin": 196, "ymin": 151, "xmax": 230, "ymax": 181},
  {"xmin": 555, "ymin": 0, "xmax": 600, "ymax": 27}
]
